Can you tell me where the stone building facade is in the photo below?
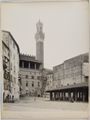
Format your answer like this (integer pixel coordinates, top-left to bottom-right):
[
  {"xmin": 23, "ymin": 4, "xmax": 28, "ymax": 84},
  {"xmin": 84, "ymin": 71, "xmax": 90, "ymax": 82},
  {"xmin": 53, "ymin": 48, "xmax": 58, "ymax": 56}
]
[
  {"xmin": 45, "ymin": 72, "xmax": 53, "ymax": 91},
  {"xmin": 2, "ymin": 31, "xmax": 10, "ymax": 102},
  {"xmin": 46, "ymin": 53, "xmax": 89, "ymax": 102},
  {"xmin": 19, "ymin": 54, "xmax": 52, "ymax": 97},
  {"xmin": 2, "ymin": 31, "xmax": 20, "ymax": 102},
  {"xmin": 45, "ymin": 72, "xmax": 53, "ymax": 98},
  {"xmin": 19, "ymin": 54, "xmax": 42, "ymax": 97},
  {"xmin": 41, "ymin": 68, "xmax": 53, "ymax": 96}
]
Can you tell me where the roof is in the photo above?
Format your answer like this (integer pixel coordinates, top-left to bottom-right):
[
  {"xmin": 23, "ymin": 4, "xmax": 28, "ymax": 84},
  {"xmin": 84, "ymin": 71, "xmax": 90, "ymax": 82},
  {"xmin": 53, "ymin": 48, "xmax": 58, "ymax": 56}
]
[
  {"xmin": 20, "ymin": 53, "xmax": 42, "ymax": 64},
  {"xmin": 46, "ymin": 82, "xmax": 88, "ymax": 92},
  {"xmin": 64, "ymin": 53, "xmax": 89, "ymax": 63},
  {"xmin": 53, "ymin": 53, "xmax": 89, "ymax": 69}
]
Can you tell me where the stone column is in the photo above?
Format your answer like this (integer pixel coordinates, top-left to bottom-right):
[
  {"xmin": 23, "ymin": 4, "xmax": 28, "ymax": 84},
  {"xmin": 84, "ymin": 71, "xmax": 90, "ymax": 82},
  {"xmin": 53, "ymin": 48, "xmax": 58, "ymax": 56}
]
[
  {"xmin": 62, "ymin": 92, "xmax": 64, "ymax": 100},
  {"xmin": 62, "ymin": 92, "xmax": 63, "ymax": 100},
  {"xmin": 58, "ymin": 92, "xmax": 60, "ymax": 100},
  {"xmin": 62, "ymin": 92, "xmax": 65, "ymax": 101},
  {"xmin": 66, "ymin": 92, "xmax": 68, "ymax": 101},
  {"xmin": 59, "ymin": 92, "xmax": 60, "ymax": 101},
  {"xmin": 60, "ymin": 92, "xmax": 62, "ymax": 100},
  {"xmin": 64, "ymin": 92, "xmax": 66, "ymax": 101},
  {"xmin": 80, "ymin": 92, "xmax": 82, "ymax": 101},
  {"xmin": 54, "ymin": 92, "xmax": 56, "ymax": 101},
  {"xmin": 82, "ymin": 92, "xmax": 85, "ymax": 102},
  {"xmin": 78, "ymin": 92, "xmax": 80, "ymax": 101},
  {"xmin": 77, "ymin": 92, "xmax": 79, "ymax": 101},
  {"xmin": 56, "ymin": 92, "xmax": 58, "ymax": 100},
  {"xmin": 80, "ymin": 92, "xmax": 83, "ymax": 101},
  {"xmin": 75, "ymin": 91, "xmax": 77, "ymax": 102},
  {"xmin": 29, "ymin": 62, "xmax": 30, "ymax": 68},
  {"xmin": 35, "ymin": 63, "xmax": 36, "ymax": 70},
  {"xmin": 68, "ymin": 92, "xmax": 71, "ymax": 101}
]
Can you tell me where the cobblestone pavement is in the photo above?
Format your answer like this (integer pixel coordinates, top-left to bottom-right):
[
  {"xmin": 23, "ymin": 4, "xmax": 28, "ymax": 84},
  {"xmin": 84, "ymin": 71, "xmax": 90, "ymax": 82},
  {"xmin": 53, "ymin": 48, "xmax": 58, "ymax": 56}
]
[{"xmin": 1, "ymin": 97, "xmax": 89, "ymax": 120}]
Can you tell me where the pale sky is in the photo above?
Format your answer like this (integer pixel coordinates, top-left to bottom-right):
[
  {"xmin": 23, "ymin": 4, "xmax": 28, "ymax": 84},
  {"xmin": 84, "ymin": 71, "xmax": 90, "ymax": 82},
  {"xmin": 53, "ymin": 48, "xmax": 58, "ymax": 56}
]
[{"xmin": 1, "ymin": 2, "xmax": 89, "ymax": 69}]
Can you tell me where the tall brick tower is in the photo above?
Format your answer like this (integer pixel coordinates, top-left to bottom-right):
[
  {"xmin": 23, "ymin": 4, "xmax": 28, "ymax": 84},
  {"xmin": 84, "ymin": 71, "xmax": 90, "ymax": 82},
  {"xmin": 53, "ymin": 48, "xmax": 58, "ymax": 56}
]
[{"xmin": 35, "ymin": 20, "xmax": 45, "ymax": 68}]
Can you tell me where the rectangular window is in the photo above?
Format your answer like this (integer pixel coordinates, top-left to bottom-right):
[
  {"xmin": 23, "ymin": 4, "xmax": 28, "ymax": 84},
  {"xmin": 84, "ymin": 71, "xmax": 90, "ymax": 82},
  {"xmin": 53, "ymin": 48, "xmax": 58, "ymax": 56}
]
[
  {"xmin": 20, "ymin": 60, "xmax": 23, "ymax": 68},
  {"xmin": 24, "ymin": 61, "xmax": 29, "ymax": 68},
  {"xmin": 25, "ymin": 75, "xmax": 28, "ymax": 79},
  {"xmin": 36, "ymin": 64, "xmax": 40, "ymax": 70},
  {"xmin": 32, "ymin": 81, "xmax": 34, "ymax": 87},
  {"xmin": 26, "ymin": 82, "xmax": 28, "ymax": 87},
  {"xmin": 38, "ymin": 82, "xmax": 40, "ymax": 87},
  {"xmin": 31, "ymin": 76, "xmax": 34, "ymax": 79},
  {"xmin": 84, "ymin": 76, "xmax": 88, "ymax": 82},
  {"xmin": 37, "ymin": 76, "xmax": 40, "ymax": 80},
  {"xmin": 30, "ymin": 62, "xmax": 35, "ymax": 69}
]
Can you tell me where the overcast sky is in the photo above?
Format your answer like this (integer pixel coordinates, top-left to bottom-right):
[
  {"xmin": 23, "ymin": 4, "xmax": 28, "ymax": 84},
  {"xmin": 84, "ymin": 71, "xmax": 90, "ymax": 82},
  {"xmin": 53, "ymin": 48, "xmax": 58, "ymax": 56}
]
[{"xmin": 1, "ymin": 2, "xmax": 89, "ymax": 69}]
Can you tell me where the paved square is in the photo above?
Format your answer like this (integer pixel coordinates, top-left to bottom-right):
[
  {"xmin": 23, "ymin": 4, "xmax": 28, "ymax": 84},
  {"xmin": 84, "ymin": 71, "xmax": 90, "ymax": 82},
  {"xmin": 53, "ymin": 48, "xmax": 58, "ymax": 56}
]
[{"xmin": 1, "ymin": 97, "xmax": 88, "ymax": 120}]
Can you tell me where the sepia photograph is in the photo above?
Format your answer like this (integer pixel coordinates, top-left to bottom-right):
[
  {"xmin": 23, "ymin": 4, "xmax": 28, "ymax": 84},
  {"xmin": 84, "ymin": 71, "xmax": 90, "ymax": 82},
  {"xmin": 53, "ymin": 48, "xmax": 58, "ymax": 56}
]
[{"xmin": 1, "ymin": 0, "xmax": 89, "ymax": 120}]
